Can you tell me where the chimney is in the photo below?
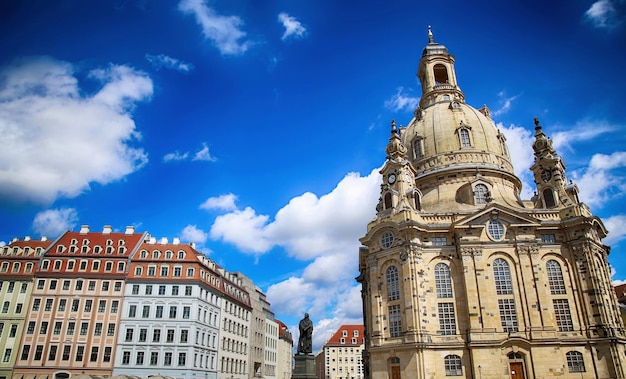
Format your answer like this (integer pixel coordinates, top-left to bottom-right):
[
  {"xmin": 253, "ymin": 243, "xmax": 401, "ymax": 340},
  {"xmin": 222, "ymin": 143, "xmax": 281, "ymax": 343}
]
[
  {"xmin": 125, "ymin": 226, "xmax": 135, "ymax": 235},
  {"xmin": 149, "ymin": 237, "xmax": 157, "ymax": 244},
  {"xmin": 190, "ymin": 242, "xmax": 196, "ymax": 249},
  {"xmin": 41, "ymin": 236, "xmax": 48, "ymax": 242},
  {"xmin": 173, "ymin": 237, "xmax": 180, "ymax": 245},
  {"xmin": 160, "ymin": 237, "xmax": 168, "ymax": 244},
  {"xmin": 103, "ymin": 225, "xmax": 113, "ymax": 234},
  {"xmin": 24, "ymin": 236, "xmax": 31, "ymax": 241},
  {"xmin": 80, "ymin": 225, "xmax": 90, "ymax": 234}
]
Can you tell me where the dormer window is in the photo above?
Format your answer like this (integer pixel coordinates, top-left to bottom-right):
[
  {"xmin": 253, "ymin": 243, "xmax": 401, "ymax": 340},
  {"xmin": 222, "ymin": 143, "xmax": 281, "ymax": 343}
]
[
  {"xmin": 459, "ymin": 129, "xmax": 471, "ymax": 147},
  {"xmin": 413, "ymin": 137, "xmax": 424, "ymax": 159},
  {"xmin": 474, "ymin": 184, "xmax": 489, "ymax": 205}
]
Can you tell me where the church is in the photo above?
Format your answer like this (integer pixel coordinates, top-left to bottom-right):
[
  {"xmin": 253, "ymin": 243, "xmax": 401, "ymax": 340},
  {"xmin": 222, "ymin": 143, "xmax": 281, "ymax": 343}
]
[{"xmin": 357, "ymin": 29, "xmax": 626, "ymax": 379}]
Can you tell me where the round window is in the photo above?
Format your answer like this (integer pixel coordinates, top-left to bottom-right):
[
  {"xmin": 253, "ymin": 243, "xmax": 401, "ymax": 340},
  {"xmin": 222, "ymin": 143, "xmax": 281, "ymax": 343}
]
[
  {"xmin": 487, "ymin": 220, "xmax": 505, "ymax": 240},
  {"xmin": 380, "ymin": 231, "xmax": 394, "ymax": 249}
]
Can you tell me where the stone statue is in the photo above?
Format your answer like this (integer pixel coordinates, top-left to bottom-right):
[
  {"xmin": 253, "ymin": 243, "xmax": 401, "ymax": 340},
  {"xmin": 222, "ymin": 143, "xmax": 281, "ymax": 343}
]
[{"xmin": 297, "ymin": 313, "xmax": 313, "ymax": 354}]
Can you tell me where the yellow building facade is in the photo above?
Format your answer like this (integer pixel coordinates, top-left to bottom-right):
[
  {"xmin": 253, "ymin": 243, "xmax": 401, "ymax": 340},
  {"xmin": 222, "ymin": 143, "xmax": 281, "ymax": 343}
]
[{"xmin": 357, "ymin": 30, "xmax": 626, "ymax": 379}]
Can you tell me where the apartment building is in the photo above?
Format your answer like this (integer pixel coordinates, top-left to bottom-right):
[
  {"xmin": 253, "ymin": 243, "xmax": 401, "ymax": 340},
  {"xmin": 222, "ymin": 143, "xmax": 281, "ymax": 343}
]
[
  {"xmin": 319, "ymin": 325, "xmax": 364, "ymax": 379},
  {"xmin": 0, "ymin": 237, "xmax": 51, "ymax": 379},
  {"xmin": 276, "ymin": 320, "xmax": 293, "ymax": 379},
  {"xmin": 114, "ymin": 237, "xmax": 223, "ymax": 378},
  {"xmin": 13, "ymin": 225, "xmax": 145, "ymax": 378}
]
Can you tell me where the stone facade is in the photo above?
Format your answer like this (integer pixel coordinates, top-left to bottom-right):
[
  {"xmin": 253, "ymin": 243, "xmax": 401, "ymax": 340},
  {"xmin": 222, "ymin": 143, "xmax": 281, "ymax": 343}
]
[{"xmin": 357, "ymin": 29, "xmax": 626, "ymax": 379}]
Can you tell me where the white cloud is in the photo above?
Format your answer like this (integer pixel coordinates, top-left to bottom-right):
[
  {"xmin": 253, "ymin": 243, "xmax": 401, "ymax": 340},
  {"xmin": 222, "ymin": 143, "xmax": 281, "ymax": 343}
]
[
  {"xmin": 32, "ymin": 208, "xmax": 78, "ymax": 237},
  {"xmin": 384, "ymin": 87, "xmax": 419, "ymax": 112},
  {"xmin": 0, "ymin": 56, "xmax": 151, "ymax": 204},
  {"xmin": 180, "ymin": 224, "xmax": 209, "ymax": 244},
  {"xmin": 570, "ymin": 151, "xmax": 626, "ymax": 207},
  {"xmin": 163, "ymin": 151, "xmax": 190, "ymax": 162},
  {"xmin": 200, "ymin": 193, "xmax": 238, "ymax": 211},
  {"xmin": 163, "ymin": 143, "xmax": 217, "ymax": 163},
  {"xmin": 611, "ymin": 266, "xmax": 626, "ymax": 285},
  {"xmin": 192, "ymin": 143, "xmax": 217, "ymax": 162},
  {"xmin": 496, "ymin": 122, "xmax": 536, "ymax": 199},
  {"xmin": 278, "ymin": 12, "xmax": 306, "ymax": 40},
  {"xmin": 492, "ymin": 91, "xmax": 520, "ymax": 117},
  {"xmin": 604, "ymin": 214, "xmax": 626, "ymax": 247},
  {"xmin": 178, "ymin": 0, "xmax": 251, "ymax": 56},
  {"xmin": 584, "ymin": 0, "xmax": 623, "ymax": 29},
  {"xmin": 214, "ymin": 168, "xmax": 380, "ymax": 352},
  {"xmin": 551, "ymin": 120, "xmax": 614, "ymax": 152},
  {"xmin": 145, "ymin": 54, "xmax": 194, "ymax": 72}
]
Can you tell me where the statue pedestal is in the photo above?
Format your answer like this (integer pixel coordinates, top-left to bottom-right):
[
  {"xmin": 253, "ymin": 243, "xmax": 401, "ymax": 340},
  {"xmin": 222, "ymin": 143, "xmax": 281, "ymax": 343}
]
[{"xmin": 292, "ymin": 354, "xmax": 315, "ymax": 379}]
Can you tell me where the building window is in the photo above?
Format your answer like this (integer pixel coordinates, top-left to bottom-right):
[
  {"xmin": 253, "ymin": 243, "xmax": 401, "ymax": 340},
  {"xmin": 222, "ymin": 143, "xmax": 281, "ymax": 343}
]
[
  {"xmin": 167, "ymin": 329, "xmax": 175, "ymax": 343},
  {"xmin": 543, "ymin": 188, "xmax": 557, "ymax": 208},
  {"xmin": 40, "ymin": 322, "xmax": 48, "ymax": 334},
  {"xmin": 187, "ymin": 268, "xmax": 194, "ymax": 277},
  {"xmin": 98, "ymin": 300, "xmax": 106, "ymax": 312},
  {"xmin": 27, "ymin": 322, "xmax": 35, "ymax": 334},
  {"xmin": 142, "ymin": 305, "xmax": 150, "ymax": 318},
  {"xmin": 438, "ymin": 303, "xmax": 456, "ymax": 335},
  {"xmin": 62, "ymin": 345, "xmax": 71, "ymax": 361},
  {"xmin": 386, "ymin": 266, "xmax": 400, "ymax": 301},
  {"xmin": 553, "ymin": 299, "xmax": 574, "ymax": 331},
  {"xmin": 67, "ymin": 322, "xmax": 75, "ymax": 335},
  {"xmin": 413, "ymin": 138, "xmax": 424, "ymax": 159},
  {"xmin": 150, "ymin": 351, "xmax": 158, "ymax": 365},
  {"xmin": 75, "ymin": 346, "xmax": 84, "ymax": 361},
  {"xmin": 125, "ymin": 328, "xmax": 133, "ymax": 342},
  {"xmin": 159, "ymin": 285, "xmax": 166, "ymax": 295},
  {"xmin": 136, "ymin": 351, "xmax": 144, "ymax": 365},
  {"xmin": 135, "ymin": 266, "xmax": 143, "ymax": 276},
  {"xmin": 32, "ymin": 299, "xmax": 40, "ymax": 311},
  {"xmin": 62, "ymin": 280, "xmax": 70, "ymax": 290},
  {"xmin": 459, "ymin": 128, "xmax": 471, "ymax": 147},
  {"xmin": 107, "ymin": 323, "xmax": 115, "ymax": 336},
  {"xmin": 493, "ymin": 258, "xmax": 513, "ymax": 295},
  {"xmin": 444, "ymin": 355, "xmax": 463, "ymax": 376},
  {"xmin": 435, "ymin": 263, "xmax": 453, "ymax": 298},
  {"xmin": 178, "ymin": 352, "xmax": 186, "ymax": 366},
  {"xmin": 566, "ymin": 351, "xmax": 585, "ymax": 372},
  {"xmin": 541, "ymin": 234, "xmax": 556, "ymax": 243},
  {"xmin": 183, "ymin": 306, "xmax": 191, "ymax": 319},
  {"xmin": 487, "ymin": 220, "xmax": 505, "ymax": 240},
  {"xmin": 47, "ymin": 345, "xmax": 57, "ymax": 361},
  {"xmin": 498, "ymin": 298, "xmax": 518, "ymax": 332},
  {"xmin": 546, "ymin": 260, "xmax": 566, "ymax": 295},
  {"xmin": 169, "ymin": 306, "xmax": 177, "ymax": 318},
  {"xmin": 164, "ymin": 352, "xmax": 172, "ymax": 366},
  {"xmin": 94, "ymin": 323, "xmax": 102, "ymax": 336},
  {"xmin": 103, "ymin": 347, "xmax": 112, "ymax": 362},
  {"xmin": 122, "ymin": 351, "xmax": 131, "ymax": 365},
  {"xmin": 180, "ymin": 329, "xmax": 189, "ymax": 343},
  {"xmin": 80, "ymin": 322, "xmax": 88, "ymax": 335},
  {"xmin": 432, "ymin": 237, "xmax": 447, "ymax": 246},
  {"xmin": 132, "ymin": 285, "xmax": 139, "ymax": 294},
  {"xmin": 156, "ymin": 306, "xmax": 163, "ymax": 318},
  {"xmin": 172, "ymin": 285, "xmax": 179, "ymax": 295},
  {"xmin": 388, "ymin": 304, "xmax": 402, "ymax": 338},
  {"xmin": 139, "ymin": 328, "xmax": 147, "ymax": 342},
  {"xmin": 185, "ymin": 286, "xmax": 192, "ymax": 296},
  {"xmin": 161, "ymin": 266, "xmax": 169, "ymax": 276},
  {"xmin": 174, "ymin": 267, "xmax": 182, "ymax": 277},
  {"xmin": 54, "ymin": 322, "xmax": 62, "ymax": 335},
  {"xmin": 145, "ymin": 285, "xmax": 153, "ymax": 295},
  {"xmin": 20, "ymin": 345, "xmax": 30, "ymax": 360},
  {"xmin": 153, "ymin": 329, "xmax": 161, "ymax": 342},
  {"xmin": 111, "ymin": 300, "xmax": 119, "ymax": 313},
  {"xmin": 84, "ymin": 299, "xmax": 92, "ymax": 312},
  {"xmin": 34, "ymin": 345, "xmax": 43, "ymax": 360},
  {"xmin": 474, "ymin": 184, "xmax": 489, "ymax": 205}
]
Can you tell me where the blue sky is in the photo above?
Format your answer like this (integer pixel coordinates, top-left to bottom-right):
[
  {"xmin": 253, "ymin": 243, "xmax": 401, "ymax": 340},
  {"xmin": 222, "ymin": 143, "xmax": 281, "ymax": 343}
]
[{"xmin": 1, "ymin": 0, "xmax": 625, "ymax": 351}]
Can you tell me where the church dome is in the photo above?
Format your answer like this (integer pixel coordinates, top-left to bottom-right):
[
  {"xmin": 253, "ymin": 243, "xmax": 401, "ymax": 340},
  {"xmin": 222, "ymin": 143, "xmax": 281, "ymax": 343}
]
[{"xmin": 398, "ymin": 28, "xmax": 522, "ymax": 211}]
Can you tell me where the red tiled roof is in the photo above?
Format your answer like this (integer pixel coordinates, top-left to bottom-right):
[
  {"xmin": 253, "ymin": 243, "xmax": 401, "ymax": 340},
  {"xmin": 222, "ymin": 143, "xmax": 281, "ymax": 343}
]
[
  {"xmin": 325, "ymin": 325, "xmax": 365, "ymax": 346},
  {"xmin": 615, "ymin": 283, "xmax": 626, "ymax": 304}
]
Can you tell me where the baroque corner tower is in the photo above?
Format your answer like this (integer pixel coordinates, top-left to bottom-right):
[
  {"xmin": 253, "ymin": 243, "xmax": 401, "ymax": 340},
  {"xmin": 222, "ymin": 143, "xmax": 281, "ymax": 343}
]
[{"xmin": 357, "ymin": 28, "xmax": 626, "ymax": 379}]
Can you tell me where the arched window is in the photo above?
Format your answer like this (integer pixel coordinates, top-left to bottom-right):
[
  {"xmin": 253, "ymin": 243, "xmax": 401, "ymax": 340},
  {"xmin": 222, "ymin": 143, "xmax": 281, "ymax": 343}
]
[
  {"xmin": 413, "ymin": 192, "xmax": 422, "ymax": 211},
  {"xmin": 459, "ymin": 129, "xmax": 471, "ymax": 147},
  {"xmin": 413, "ymin": 138, "xmax": 424, "ymax": 159},
  {"xmin": 433, "ymin": 64, "xmax": 449, "ymax": 84},
  {"xmin": 435, "ymin": 263, "xmax": 452, "ymax": 298},
  {"xmin": 474, "ymin": 184, "xmax": 489, "ymax": 204},
  {"xmin": 444, "ymin": 355, "xmax": 462, "ymax": 376},
  {"xmin": 566, "ymin": 351, "xmax": 585, "ymax": 372},
  {"xmin": 493, "ymin": 258, "xmax": 513, "ymax": 295},
  {"xmin": 386, "ymin": 266, "xmax": 400, "ymax": 301},
  {"xmin": 546, "ymin": 260, "xmax": 566, "ymax": 295},
  {"xmin": 543, "ymin": 188, "xmax": 556, "ymax": 208}
]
